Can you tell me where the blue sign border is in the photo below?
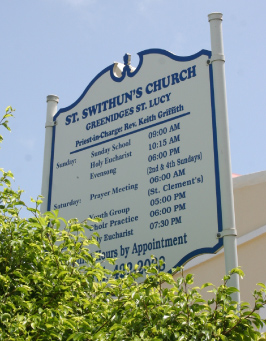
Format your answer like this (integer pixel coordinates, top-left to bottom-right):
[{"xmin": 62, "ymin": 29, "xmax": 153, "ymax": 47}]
[{"xmin": 47, "ymin": 48, "xmax": 223, "ymax": 270}]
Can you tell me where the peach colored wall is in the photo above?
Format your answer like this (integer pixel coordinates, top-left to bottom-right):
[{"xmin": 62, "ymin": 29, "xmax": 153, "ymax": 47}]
[
  {"xmin": 234, "ymin": 182, "xmax": 266, "ymax": 237},
  {"xmin": 167, "ymin": 171, "xmax": 266, "ymax": 306},
  {"xmin": 237, "ymin": 234, "xmax": 266, "ymax": 304}
]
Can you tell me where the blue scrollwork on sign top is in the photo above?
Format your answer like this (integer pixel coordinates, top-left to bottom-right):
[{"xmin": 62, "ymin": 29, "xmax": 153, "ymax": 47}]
[
  {"xmin": 121, "ymin": 53, "xmax": 133, "ymax": 78},
  {"xmin": 123, "ymin": 53, "xmax": 130, "ymax": 66},
  {"xmin": 110, "ymin": 52, "xmax": 136, "ymax": 82},
  {"xmin": 110, "ymin": 48, "xmax": 211, "ymax": 83},
  {"xmin": 54, "ymin": 48, "xmax": 212, "ymax": 119}
]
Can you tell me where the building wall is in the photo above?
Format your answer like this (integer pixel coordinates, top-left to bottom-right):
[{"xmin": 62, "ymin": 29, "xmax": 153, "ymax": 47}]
[{"xmin": 168, "ymin": 170, "xmax": 266, "ymax": 307}]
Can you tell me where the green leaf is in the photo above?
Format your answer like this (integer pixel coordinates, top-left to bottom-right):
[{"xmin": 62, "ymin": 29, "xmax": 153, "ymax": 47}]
[
  {"xmin": 201, "ymin": 282, "xmax": 214, "ymax": 289},
  {"xmin": 1, "ymin": 313, "xmax": 11, "ymax": 321},
  {"xmin": 230, "ymin": 267, "xmax": 245, "ymax": 278},
  {"xmin": 185, "ymin": 273, "xmax": 194, "ymax": 284},
  {"xmin": 87, "ymin": 217, "xmax": 102, "ymax": 223}
]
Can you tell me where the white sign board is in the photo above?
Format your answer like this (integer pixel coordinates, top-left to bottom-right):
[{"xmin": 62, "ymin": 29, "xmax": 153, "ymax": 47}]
[{"xmin": 47, "ymin": 49, "xmax": 223, "ymax": 273}]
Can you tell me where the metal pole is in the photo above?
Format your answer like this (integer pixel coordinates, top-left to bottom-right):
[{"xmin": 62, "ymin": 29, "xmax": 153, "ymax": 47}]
[
  {"xmin": 208, "ymin": 13, "xmax": 240, "ymax": 303},
  {"xmin": 40, "ymin": 95, "xmax": 59, "ymax": 214}
]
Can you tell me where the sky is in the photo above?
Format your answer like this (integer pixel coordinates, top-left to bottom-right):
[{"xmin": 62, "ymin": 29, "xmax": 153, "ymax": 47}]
[{"xmin": 1, "ymin": 0, "xmax": 265, "ymax": 212}]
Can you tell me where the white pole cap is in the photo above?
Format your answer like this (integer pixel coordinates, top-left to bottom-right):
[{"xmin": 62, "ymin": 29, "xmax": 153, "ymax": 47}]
[
  {"xmin": 46, "ymin": 94, "xmax": 59, "ymax": 103},
  {"xmin": 208, "ymin": 12, "xmax": 223, "ymax": 22}
]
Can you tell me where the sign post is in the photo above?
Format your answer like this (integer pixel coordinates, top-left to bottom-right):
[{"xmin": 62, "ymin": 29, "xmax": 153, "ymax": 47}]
[
  {"xmin": 208, "ymin": 12, "xmax": 240, "ymax": 302},
  {"xmin": 41, "ymin": 95, "xmax": 59, "ymax": 214}
]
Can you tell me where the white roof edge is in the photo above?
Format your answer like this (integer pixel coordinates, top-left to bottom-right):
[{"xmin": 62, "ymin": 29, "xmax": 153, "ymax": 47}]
[{"xmin": 233, "ymin": 170, "xmax": 266, "ymax": 190}]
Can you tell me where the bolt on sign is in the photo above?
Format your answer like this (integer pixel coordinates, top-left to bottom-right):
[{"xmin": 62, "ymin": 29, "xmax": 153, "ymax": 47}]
[{"xmin": 45, "ymin": 48, "xmax": 223, "ymax": 274}]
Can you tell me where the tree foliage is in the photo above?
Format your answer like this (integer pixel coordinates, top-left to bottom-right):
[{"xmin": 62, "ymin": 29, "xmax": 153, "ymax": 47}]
[{"xmin": 1, "ymin": 107, "xmax": 266, "ymax": 340}]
